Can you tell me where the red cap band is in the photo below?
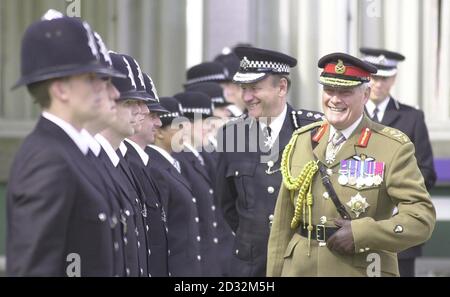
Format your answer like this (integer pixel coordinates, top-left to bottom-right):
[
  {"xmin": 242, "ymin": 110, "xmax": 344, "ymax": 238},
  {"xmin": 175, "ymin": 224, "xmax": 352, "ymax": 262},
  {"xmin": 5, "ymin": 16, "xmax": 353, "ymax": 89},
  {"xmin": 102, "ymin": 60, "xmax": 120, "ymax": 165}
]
[{"xmin": 324, "ymin": 63, "xmax": 371, "ymax": 78}]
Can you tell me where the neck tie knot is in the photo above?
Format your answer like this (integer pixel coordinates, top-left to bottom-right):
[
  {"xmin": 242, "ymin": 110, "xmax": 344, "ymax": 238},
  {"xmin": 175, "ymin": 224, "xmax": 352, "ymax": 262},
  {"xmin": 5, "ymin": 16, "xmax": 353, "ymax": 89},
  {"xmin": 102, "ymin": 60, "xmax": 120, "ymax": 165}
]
[{"xmin": 372, "ymin": 107, "xmax": 380, "ymax": 123}]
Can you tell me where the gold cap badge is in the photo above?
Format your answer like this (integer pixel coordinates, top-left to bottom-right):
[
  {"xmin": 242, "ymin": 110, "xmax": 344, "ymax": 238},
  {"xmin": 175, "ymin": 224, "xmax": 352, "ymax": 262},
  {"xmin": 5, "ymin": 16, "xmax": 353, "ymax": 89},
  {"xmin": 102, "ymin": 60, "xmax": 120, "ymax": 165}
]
[{"xmin": 335, "ymin": 59, "xmax": 346, "ymax": 74}]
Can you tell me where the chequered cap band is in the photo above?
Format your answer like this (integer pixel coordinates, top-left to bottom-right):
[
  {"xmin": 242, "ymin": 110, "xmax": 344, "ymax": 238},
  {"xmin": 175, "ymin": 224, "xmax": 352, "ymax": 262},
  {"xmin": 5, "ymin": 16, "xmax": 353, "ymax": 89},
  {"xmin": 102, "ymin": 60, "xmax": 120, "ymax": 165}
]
[
  {"xmin": 181, "ymin": 107, "xmax": 211, "ymax": 114},
  {"xmin": 211, "ymin": 96, "xmax": 225, "ymax": 104},
  {"xmin": 239, "ymin": 56, "xmax": 290, "ymax": 74},
  {"xmin": 186, "ymin": 73, "xmax": 227, "ymax": 85},
  {"xmin": 160, "ymin": 112, "xmax": 181, "ymax": 119}
]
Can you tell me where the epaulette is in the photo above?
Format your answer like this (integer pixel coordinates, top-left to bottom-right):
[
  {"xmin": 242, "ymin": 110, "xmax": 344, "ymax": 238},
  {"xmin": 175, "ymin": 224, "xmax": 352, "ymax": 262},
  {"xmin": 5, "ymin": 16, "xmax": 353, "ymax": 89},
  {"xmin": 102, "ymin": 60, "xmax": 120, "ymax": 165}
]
[
  {"xmin": 290, "ymin": 109, "xmax": 325, "ymax": 129},
  {"xmin": 225, "ymin": 113, "xmax": 247, "ymax": 126},
  {"xmin": 293, "ymin": 120, "xmax": 325, "ymax": 135},
  {"xmin": 377, "ymin": 126, "xmax": 410, "ymax": 144}
]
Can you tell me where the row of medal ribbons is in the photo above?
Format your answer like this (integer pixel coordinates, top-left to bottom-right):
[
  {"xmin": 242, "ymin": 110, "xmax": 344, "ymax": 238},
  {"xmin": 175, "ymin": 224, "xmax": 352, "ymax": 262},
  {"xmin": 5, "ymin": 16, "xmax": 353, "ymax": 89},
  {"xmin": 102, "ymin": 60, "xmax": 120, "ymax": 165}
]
[{"xmin": 338, "ymin": 158, "xmax": 385, "ymax": 188}]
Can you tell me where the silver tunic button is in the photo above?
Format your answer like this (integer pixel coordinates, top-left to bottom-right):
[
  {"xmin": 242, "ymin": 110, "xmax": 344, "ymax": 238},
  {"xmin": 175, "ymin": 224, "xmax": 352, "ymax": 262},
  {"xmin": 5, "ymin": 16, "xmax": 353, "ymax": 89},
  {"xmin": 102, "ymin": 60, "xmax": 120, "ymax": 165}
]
[
  {"xmin": 268, "ymin": 214, "xmax": 274, "ymax": 221},
  {"xmin": 168, "ymin": 249, "xmax": 171, "ymax": 256},
  {"xmin": 140, "ymin": 268, "xmax": 144, "ymax": 275},
  {"xmin": 326, "ymin": 168, "xmax": 333, "ymax": 176},
  {"xmin": 323, "ymin": 192, "xmax": 330, "ymax": 199},
  {"xmin": 124, "ymin": 237, "xmax": 128, "ymax": 245},
  {"xmin": 359, "ymin": 248, "xmax": 365, "ymax": 253},
  {"xmin": 137, "ymin": 241, "xmax": 141, "ymax": 248},
  {"xmin": 168, "ymin": 272, "xmax": 171, "ymax": 277},
  {"xmin": 146, "ymin": 225, "xmax": 149, "ymax": 232},
  {"xmin": 192, "ymin": 198, "xmax": 196, "ymax": 203},
  {"xmin": 235, "ymin": 249, "xmax": 239, "ymax": 255},
  {"xmin": 365, "ymin": 247, "xmax": 370, "ymax": 251},
  {"xmin": 211, "ymin": 205, "xmax": 216, "ymax": 211},
  {"xmin": 148, "ymin": 273, "xmax": 151, "ymax": 277},
  {"xmin": 126, "ymin": 268, "xmax": 130, "ymax": 276},
  {"xmin": 125, "ymin": 210, "xmax": 131, "ymax": 216},
  {"xmin": 195, "ymin": 217, "xmax": 199, "ymax": 223},
  {"xmin": 235, "ymin": 171, "xmax": 239, "ymax": 176},
  {"xmin": 148, "ymin": 249, "xmax": 151, "ymax": 255},
  {"xmin": 98, "ymin": 213, "xmax": 107, "ymax": 222},
  {"xmin": 213, "ymin": 238, "xmax": 218, "ymax": 244},
  {"xmin": 197, "ymin": 255, "xmax": 201, "ymax": 261},
  {"xmin": 267, "ymin": 186, "xmax": 275, "ymax": 194},
  {"xmin": 114, "ymin": 242, "xmax": 119, "ymax": 251},
  {"xmin": 213, "ymin": 222, "xmax": 217, "ymax": 228},
  {"xmin": 209, "ymin": 189, "xmax": 214, "ymax": 194},
  {"xmin": 196, "ymin": 236, "xmax": 201, "ymax": 242},
  {"xmin": 155, "ymin": 203, "xmax": 159, "ymax": 208},
  {"xmin": 320, "ymin": 216, "xmax": 327, "ymax": 224}
]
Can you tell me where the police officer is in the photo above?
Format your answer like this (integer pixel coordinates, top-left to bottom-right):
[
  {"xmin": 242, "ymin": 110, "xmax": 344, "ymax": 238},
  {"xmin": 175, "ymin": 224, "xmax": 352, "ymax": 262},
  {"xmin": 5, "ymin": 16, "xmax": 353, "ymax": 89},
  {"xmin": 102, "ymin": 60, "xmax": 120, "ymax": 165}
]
[
  {"xmin": 360, "ymin": 47, "xmax": 437, "ymax": 276},
  {"xmin": 214, "ymin": 47, "xmax": 245, "ymax": 116},
  {"xmin": 95, "ymin": 52, "xmax": 155, "ymax": 277},
  {"xmin": 124, "ymin": 73, "xmax": 170, "ymax": 277},
  {"xmin": 266, "ymin": 53, "xmax": 436, "ymax": 276},
  {"xmin": 216, "ymin": 46, "xmax": 323, "ymax": 277},
  {"xmin": 145, "ymin": 97, "xmax": 203, "ymax": 276},
  {"xmin": 6, "ymin": 11, "xmax": 125, "ymax": 276}
]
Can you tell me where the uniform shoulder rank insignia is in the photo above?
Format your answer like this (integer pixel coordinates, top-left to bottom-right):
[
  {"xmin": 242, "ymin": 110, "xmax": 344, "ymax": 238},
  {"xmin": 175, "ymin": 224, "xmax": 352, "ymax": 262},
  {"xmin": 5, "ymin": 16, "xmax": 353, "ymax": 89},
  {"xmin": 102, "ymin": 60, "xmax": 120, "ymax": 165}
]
[
  {"xmin": 291, "ymin": 109, "xmax": 325, "ymax": 129},
  {"xmin": 379, "ymin": 127, "xmax": 410, "ymax": 144},
  {"xmin": 293, "ymin": 120, "xmax": 325, "ymax": 135}
]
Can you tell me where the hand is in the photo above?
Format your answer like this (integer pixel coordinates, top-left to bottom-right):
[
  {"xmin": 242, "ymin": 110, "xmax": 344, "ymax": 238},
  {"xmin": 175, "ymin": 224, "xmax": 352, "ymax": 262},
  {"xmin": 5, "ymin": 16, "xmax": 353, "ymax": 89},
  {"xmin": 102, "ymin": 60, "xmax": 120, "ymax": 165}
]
[{"xmin": 326, "ymin": 219, "xmax": 355, "ymax": 255}]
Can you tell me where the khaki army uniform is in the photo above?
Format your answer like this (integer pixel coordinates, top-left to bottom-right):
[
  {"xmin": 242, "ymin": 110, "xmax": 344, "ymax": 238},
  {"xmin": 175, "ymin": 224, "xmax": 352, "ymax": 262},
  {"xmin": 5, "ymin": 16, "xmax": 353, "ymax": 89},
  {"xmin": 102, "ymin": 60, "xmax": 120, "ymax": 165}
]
[{"xmin": 266, "ymin": 115, "xmax": 436, "ymax": 277}]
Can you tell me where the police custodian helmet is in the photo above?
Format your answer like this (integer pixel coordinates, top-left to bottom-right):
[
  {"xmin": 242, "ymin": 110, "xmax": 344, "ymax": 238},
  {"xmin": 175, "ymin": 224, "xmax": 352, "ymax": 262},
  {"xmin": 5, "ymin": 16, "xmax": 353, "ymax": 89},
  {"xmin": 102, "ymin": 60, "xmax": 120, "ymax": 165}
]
[{"xmin": 13, "ymin": 10, "xmax": 125, "ymax": 89}]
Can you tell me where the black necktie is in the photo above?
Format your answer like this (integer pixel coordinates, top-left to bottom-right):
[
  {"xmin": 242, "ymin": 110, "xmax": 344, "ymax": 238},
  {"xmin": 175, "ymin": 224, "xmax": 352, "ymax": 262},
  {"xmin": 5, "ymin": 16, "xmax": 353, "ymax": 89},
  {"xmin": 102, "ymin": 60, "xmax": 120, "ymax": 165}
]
[{"xmin": 372, "ymin": 107, "xmax": 380, "ymax": 123}]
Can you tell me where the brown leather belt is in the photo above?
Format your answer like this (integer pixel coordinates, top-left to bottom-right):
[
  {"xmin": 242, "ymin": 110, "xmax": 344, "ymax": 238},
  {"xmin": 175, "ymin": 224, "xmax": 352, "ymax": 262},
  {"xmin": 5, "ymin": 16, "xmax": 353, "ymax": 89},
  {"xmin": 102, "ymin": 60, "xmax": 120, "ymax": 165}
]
[{"xmin": 297, "ymin": 224, "xmax": 340, "ymax": 242}]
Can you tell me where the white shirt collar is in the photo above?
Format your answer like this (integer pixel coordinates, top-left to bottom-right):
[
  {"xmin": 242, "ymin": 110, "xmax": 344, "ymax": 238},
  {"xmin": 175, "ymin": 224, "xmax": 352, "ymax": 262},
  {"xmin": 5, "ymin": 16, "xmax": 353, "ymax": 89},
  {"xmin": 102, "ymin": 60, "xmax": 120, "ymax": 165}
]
[
  {"xmin": 183, "ymin": 142, "xmax": 200, "ymax": 157},
  {"xmin": 329, "ymin": 114, "xmax": 364, "ymax": 142},
  {"xmin": 366, "ymin": 97, "xmax": 390, "ymax": 121},
  {"xmin": 118, "ymin": 141, "xmax": 127, "ymax": 157},
  {"xmin": 148, "ymin": 145, "xmax": 178, "ymax": 169},
  {"xmin": 42, "ymin": 111, "xmax": 89, "ymax": 155},
  {"xmin": 80, "ymin": 129, "xmax": 101, "ymax": 157},
  {"xmin": 259, "ymin": 104, "xmax": 287, "ymax": 146},
  {"xmin": 124, "ymin": 139, "xmax": 149, "ymax": 166},
  {"xmin": 94, "ymin": 133, "xmax": 120, "ymax": 167}
]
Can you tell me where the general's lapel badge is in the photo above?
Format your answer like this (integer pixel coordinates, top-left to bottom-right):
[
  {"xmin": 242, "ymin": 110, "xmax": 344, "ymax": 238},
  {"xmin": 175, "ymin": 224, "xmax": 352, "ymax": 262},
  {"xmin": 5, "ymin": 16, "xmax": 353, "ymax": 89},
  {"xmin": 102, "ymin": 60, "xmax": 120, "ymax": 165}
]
[{"xmin": 346, "ymin": 193, "xmax": 370, "ymax": 218}]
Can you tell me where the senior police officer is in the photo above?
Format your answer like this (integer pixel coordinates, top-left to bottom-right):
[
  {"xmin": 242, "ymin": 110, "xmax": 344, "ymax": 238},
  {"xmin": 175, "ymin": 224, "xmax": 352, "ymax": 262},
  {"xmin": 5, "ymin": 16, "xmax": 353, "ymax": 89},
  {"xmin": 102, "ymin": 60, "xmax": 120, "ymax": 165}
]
[
  {"xmin": 6, "ymin": 11, "xmax": 126, "ymax": 276},
  {"xmin": 266, "ymin": 53, "xmax": 436, "ymax": 277},
  {"xmin": 216, "ymin": 46, "xmax": 323, "ymax": 277},
  {"xmin": 360, "ymin": 47, "xmax": 437, "ymax": 277}
]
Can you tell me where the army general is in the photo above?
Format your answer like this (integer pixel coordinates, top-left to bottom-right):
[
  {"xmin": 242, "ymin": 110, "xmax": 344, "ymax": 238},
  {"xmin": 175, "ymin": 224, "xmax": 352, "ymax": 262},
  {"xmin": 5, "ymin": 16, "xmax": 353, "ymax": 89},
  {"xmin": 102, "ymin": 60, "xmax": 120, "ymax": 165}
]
[{"xmin": 266, "ymin": 53, "xmax": 436, "ymax": 277}]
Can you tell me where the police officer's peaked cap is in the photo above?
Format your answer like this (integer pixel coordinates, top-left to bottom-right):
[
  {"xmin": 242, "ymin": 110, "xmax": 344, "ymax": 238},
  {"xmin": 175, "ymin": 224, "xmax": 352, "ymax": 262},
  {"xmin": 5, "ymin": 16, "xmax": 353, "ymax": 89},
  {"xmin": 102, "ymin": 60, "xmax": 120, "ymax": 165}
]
[
  {"xmin": 109, "ymin": 52, "xmax": 149, "ymax": 102},
  {"xmin": 186, "ymin": 82, "xmax": 229, "ymax": 108},
  {"xmin": 233, "ymin": 46, "xmax": 297, "ymax": 84},
  {"xmin": 13, "ymin": 10, "xmax": 125, "ymax": 89},
  {"xmin": 121, "ymin": 55, "xmax": 157, "ymax": 103},
  {"xmin": 360, "ymin": 47, "xmax": 405, "ymax": 77},
  {"xmin": 159, "ymin": 96, "xmax": 184, "ymax": 127},
  {"xmin": 174, "ymin": 91, "xmax": 213, "ymax": 120},
  {"xmin": 214, "ymin": 51, "xmax": 240, "ymax": 81},
  {"xmin": 143, "ymin": 73, "xmax": 169, "ymax": 114},
  {"xmin": 318, "ymin": 53, "xmax": 377, "ymax": 88},
  {"xmin": 185, "ymin": 62, "xmax": 228, "ymax": 87}
]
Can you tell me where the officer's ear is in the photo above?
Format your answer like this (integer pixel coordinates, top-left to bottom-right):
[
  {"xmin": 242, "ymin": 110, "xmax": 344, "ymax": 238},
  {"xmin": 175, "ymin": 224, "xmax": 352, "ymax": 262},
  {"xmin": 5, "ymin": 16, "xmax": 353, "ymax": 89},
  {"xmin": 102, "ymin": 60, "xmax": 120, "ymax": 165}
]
[
  {"xmin": 363, "ymin": 85, "xmax": 371, "ymax": 104},
  {"xmin": 48, "ymin": 78, "xmax": 70, "ymax": 103}
]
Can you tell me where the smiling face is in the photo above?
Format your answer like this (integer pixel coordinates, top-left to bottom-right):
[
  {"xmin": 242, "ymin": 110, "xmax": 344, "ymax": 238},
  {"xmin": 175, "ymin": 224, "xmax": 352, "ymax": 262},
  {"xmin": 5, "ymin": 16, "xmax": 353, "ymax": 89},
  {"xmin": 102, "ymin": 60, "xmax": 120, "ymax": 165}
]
[
  {"xmin": 322, "ymin": 84, "xmax": 370, "ymax": 130},
  {"xmin": 240, "ymin": 75, "xmax": 287, "ymax": 120}
]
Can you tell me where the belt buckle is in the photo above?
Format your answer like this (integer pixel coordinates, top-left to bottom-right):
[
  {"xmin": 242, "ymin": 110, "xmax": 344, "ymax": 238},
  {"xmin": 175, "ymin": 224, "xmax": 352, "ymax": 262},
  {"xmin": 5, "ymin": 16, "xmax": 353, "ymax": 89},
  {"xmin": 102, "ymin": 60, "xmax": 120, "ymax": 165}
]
[{"xmin": 316, "ymin": 224, "xmax": 326, "ymax": 243}]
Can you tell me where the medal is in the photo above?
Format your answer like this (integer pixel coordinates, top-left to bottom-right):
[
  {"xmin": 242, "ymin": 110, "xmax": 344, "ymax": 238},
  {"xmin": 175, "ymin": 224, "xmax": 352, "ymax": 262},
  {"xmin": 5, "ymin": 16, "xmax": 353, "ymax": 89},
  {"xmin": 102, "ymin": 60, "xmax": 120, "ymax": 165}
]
[
  {"xmin": 346, "ymin": 193, "xmax": 370, "ymax": 218},
  {"xmin": 338, "ymin": 174, "xmax": 348, "ymax": 185}
]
